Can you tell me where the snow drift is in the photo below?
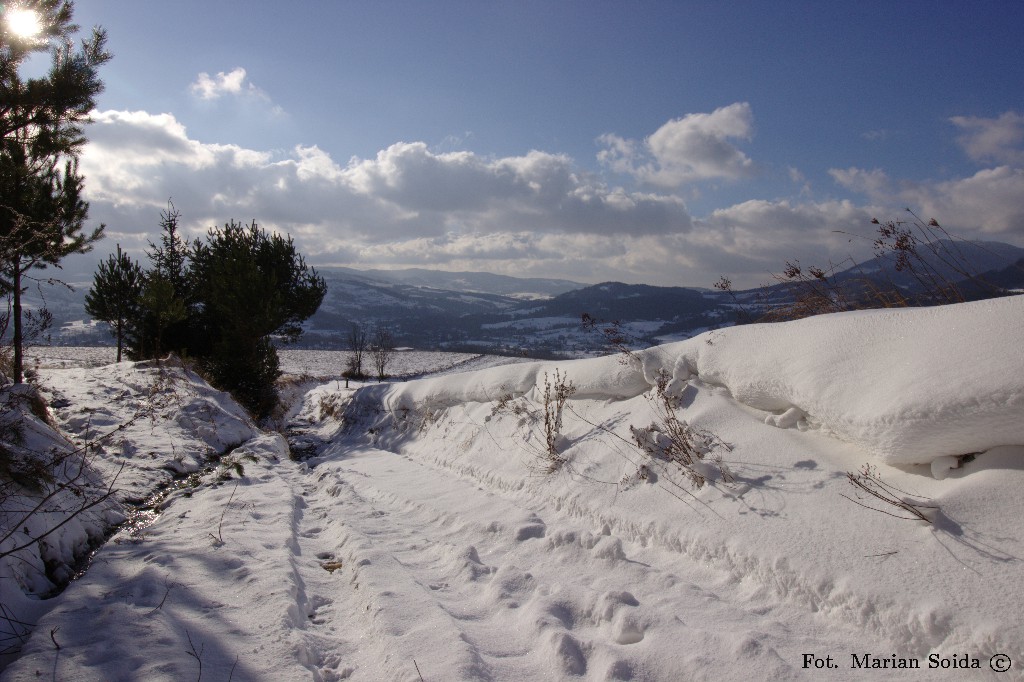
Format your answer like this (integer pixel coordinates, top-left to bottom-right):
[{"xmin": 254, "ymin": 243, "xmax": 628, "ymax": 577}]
[{"xmin": 375, "ymin": 295, "xmax": 1024, "ymax": 465}]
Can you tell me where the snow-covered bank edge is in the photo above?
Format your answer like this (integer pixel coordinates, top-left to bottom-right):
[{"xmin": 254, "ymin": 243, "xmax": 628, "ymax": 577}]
[
  {"xmin": 0, "ymin": 358, "xmax": 277, "ymax": 670},
  {"xmin": 360, "ymin": 295, "xmax": 1024, "ymax": 467}
]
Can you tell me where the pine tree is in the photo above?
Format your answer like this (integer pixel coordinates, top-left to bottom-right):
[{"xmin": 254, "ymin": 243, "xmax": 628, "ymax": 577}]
[
  {"xmin": 187, "ymin": 221, "xmax": 326, "ymax": 417},
  {"xmin": 133, "ymin": 201, "xmax": 191, "ymax": 356},
  {"xmin": 1, "ymin": 1, "xmax": 111, "ymax": 382},
  {"xmin": 0, "ymin": 153, "xmax": 103, "ymax": 380},
  {"xmin": 146, "ymin": 201, "xmax": 190, "ymax": 300},
  {"xmin": 136, "ymin": 272, "xmax": 186, "ymax": 359},
  {"xmin": 84, "ymin": 245, "xmax": 143, "ymax": 362}
]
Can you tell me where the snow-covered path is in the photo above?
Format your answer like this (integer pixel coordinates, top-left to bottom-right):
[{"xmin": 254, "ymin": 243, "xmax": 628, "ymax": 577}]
[
  {"xmin": 3, "ymin": 433, "xmax": 895, "ymax": 682},
  {"xmin": 281, "ymin": 444, "xmax": 900, "ymax": 682},
  {"xmin": 4, "ymin": 298, "xmax": 1024, "ymax": 680}
]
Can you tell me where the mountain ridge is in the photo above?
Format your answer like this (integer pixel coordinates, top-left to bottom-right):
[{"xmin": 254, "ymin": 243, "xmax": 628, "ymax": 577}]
[{"xmin": 19, "ymin": 240, "xmax": 1024, "ymax": 356}]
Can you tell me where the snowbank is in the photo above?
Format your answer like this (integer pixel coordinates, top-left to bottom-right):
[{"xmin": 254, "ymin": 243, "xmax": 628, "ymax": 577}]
[
  {"xmin": 678, "ymin": 295, "xmax": 1024, "ymax": 463},
  {"xmin": 37, "ymin": 356, "xmax": 259, "ymax": 496},
  {"xmin": 0, "ymin": 358, "xmax": 266, "ymax": 669},
  {"xmin": 377, "ymin": 296, "xmax": 1024, "ymax": 464}
]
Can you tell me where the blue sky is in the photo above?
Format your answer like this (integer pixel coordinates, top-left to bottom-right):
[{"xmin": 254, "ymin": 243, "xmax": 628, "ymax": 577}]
[{"xmin": 47, "ymin": 1, "xmax": 1024, "ymax": 286}]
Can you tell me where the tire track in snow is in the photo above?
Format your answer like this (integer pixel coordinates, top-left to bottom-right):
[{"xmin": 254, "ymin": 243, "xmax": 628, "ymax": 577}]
[
  {"xmin": 282, "ymin": 446, "xmax": 899, "ymax": 681},
  {"xmin": 286, "ymin": 458, "xmax": 493, "ymax": 681}
]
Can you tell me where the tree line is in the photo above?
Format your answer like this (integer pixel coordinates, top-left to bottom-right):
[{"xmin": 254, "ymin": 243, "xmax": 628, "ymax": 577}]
[{"xmin": 85, "ymin": 205, "xmax": 326, "ymax": 418}]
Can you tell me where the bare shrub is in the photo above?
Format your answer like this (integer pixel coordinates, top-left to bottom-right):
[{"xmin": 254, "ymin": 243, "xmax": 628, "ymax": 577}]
[
  {"xmin": 370, "ymin": 327, "xmax": 395, "ymax": 382},
  {"xmin": 717, "ymin": 212, "xmax": 1013, "ymax": 323},
  {"xmin": 842, "ymin": 463, "xmax": 937, "ymax": 523},
  {"xmin": 541, "ymin": 369, "xmax": 576, "ymax": 471},
  {"xmin": 868, "ymin": 212, "xmax": 991, "ymax": 306},
  {"xmin": 490, "ymin": 390, "xmax": 532, "ymax": 419},
  {"xmin": 487, "ymin": 372, "xmax": 577, "ymax": 472},
  {"xmin": 580, "ymin": 314, "xmax": 641, "ymax": 363},
  {"xmin": 209, "ymin": 481, "xmax": 241, "ymax": 547},
  {"xmin": 345, "ymin": 324, "xmax": 369, "ymax": 378},
  {"xmin": 317, "ymin": 393, "xmax": 347, "ymax": 421},
  {"xmin": 630, "ymin": 370, "xmax": 732, "ymax": 488}
]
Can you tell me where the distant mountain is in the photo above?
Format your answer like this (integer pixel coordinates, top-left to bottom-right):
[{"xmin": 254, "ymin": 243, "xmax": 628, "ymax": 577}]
[
  {"xmin": 18, "ymin": 243, "xmax": 1024, "ymax": 357},
  {"xmin": 835, "ymin": 239, "xmax": 1024, "ymax": 291},
  {"xmin": 540, "ymin": 282, "xmax": 712, "ymax": 320},
  {"xmin": 970, "ymin": 257, "xmax": 1024, "ymax": 292},
  {"xmin": 325, "ymin": 267, "xmax": 584, "ymax": 299},
  {"xmin": 304, "ymin": 268, "xmax": 522, "ymax": 348},
  {"xmin": 745, "ymin": 239, "xmax": 1024, "ymax": 310},
  {"xmin": 296, "ymin": 272, "xmax": 730, "ymax": 355}
]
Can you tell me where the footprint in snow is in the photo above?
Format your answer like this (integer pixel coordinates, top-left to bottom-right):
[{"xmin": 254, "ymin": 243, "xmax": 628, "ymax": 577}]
[{"xmin": 515, "ymin": 522, "xmax": 546, "ymax": 541}]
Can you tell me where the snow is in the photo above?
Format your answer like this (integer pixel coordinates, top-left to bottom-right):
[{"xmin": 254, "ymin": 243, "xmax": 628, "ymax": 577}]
[
  {"xmin": 276, "ymin": 349, "xmax": 493, "ymax": 380},
  {"xmin": 481, "ymin": 316, "xmax": 580, "ymax": 331},
  {"xmin": 3, "ymin": 297, "xmax": 1024, "ymax": 680},
  {"xmin": 674, "ymin": 296, "xmax": 1024, "ymax": 464}
]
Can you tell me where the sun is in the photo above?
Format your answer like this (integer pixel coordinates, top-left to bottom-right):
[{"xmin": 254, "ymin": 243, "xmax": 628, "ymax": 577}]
[{"xmin": 5, "ymin": 7, "xmax": 43, "ymax": 40}]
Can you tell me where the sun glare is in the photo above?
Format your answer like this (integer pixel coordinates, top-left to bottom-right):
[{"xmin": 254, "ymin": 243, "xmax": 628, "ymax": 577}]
[{"xmin": 6, "ymin": 7, "xmax": 42, "ymax": 40}]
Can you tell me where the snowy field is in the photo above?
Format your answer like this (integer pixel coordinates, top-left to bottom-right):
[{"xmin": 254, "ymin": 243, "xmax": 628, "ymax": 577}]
[
  {"xmin": 3, "ymin": 296, "xmax": 1024, "ymax": 680},
  {"xmin": 24, "ymin": 346, "xmax": 118, "ymax": 369},
  {"xmin": 26, "ymin": 347, "xmax": 528, "ymax": 379}
]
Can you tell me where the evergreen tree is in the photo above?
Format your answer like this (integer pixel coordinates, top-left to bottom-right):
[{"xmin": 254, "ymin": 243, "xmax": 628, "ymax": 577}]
[
  {"xmin": 84, "ymin": 245, "xmax": 143, "ymax": 362},
  {"xmin": 110, "ymin": 212, "xmax": 325, "ymax": 418},
  {"xmin": 0, "ymin": 153, "xmax": 103, "ymax": 381},
  {"xmin": 136, "ymin": 272, "xmax": 186, "ymax": 359},
  {"xmin": 187, "ymin": 221, "xmax": 326, "ymax": 417},
  {"xmin": 146, "ymin": 201, "xmax": 190, "ymax": 299},
  {"xmin": 1, "ymin": 1, "xmax": 111, "ymax": 382},
  {"xmin": 132, "ymin": 201, "xmax": 191, "ymax": 356}
]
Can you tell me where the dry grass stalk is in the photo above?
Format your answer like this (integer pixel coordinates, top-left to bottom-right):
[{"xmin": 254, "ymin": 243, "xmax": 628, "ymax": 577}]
[
  {"xmin": 630, "ymin": 370, "xmax": 733, "ymax": 489},
  {"xmin": 842, "ymin": 463, "xmax": 937, "ymax": 523},
  {"xmin": 542, "ymin": 369, "xmax": 576, "ymax": 471}
]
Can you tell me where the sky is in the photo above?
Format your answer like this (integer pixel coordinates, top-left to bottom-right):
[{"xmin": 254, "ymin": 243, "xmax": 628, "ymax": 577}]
[{"xmin": 28, "ymin": 0, "xmax": 1024, "ymax": 287}]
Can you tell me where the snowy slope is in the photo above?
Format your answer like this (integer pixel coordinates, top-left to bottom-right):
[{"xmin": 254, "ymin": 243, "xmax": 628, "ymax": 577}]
[
  {"xmin": 3, "ymin": 297, "xmax": 1023, "ymax": 680},
  {"xmin": 0, "ymin": 357, "xmax": 264, "ymax": 672}
]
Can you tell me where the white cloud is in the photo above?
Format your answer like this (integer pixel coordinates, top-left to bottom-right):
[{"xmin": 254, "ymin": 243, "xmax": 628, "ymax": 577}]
[
  {"xmin": 77, "ymin": 107, "xmax": 1024, "ymax": 290},
  {"xmin": 191, "ymin": 67, "xmax": 250, "ymax": 99},
  {"xmin": 686, "ymin": 199, "xmax": 879, "ymax": 284},
  {"xmin": 189, "ymin": 67, "xmax": 283, "ymax": 116},
  {"xmin": 826, "ymin": 111, "xmax": 1024, "ymax": 241},
  {"xmin": 598, "ymin": 103, "xmax": 756, "ymax": 187},
  {"xmin": 829, "ymin": 167, "xmax": 891, "ymax": 196},
  {"xmin": 861, "ymin": 129, "xmax": 890, "ymax": 141},
  {"xmin": 830, "ymin": 163, "xmax": 1024, "ymax": 240},
  {"xmin": 344, "ymin": 142, "xmax": 692, "ymax": 236},
  {"xmin": 900, "ymin": 167, "xmax": 1024, "ymax": 237},
  {"xmin": 79, "ymin": 110, "xmax": 694, "ymax": 267},
  {"xmin": 950, "ymin": 111, "xmax": 1024, "ymax": 165}
]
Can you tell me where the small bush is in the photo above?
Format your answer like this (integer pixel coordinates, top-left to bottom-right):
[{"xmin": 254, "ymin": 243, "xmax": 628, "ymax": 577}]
[
  {"xmin": 842, "ymin": 463, "xmax": 937, "ymax": 523},
  {"xmin": 716, "ymin": 212, "xmax": 1011, "ymax": 323},
  {"xmin": 541, "ymin": 369, "xmax": 576, "ymax": 471},
  {"xmin": 487, "ymin": 372, "xmax": 577, "ymax": 472},
  {"xmin": 580, "ymin": 314, "xmax": 641, "ymax": 362},
  {"xmin": 370, "ymin": 327, "xmax": 395, "ymax": 382},
  {"xmin": 631, "ymin": 370, "xmax": 732, "ymax": 488}
]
